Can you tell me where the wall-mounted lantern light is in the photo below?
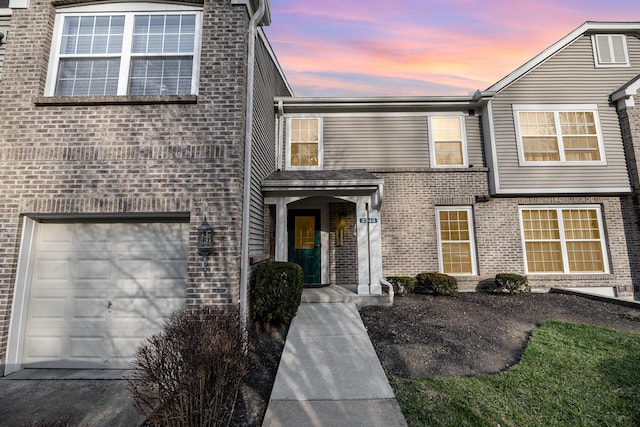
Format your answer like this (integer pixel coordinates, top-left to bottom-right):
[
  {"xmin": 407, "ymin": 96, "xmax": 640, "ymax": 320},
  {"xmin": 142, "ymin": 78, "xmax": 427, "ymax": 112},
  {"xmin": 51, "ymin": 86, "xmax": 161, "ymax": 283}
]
[
  {"xmin": 197, "ymin": 216, "xmax": 214, "ymax": 272},
  {"xmin": 336, "ymin": 213, "xmax": 347, "ymax": 247}
]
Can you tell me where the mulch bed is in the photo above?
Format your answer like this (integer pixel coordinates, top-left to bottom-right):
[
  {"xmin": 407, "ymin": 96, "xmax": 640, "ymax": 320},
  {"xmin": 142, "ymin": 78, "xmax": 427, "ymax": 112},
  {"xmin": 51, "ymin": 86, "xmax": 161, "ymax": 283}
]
[{"xmin": 359, "ymin": 292, "xmax": 640, "ymax": 379}]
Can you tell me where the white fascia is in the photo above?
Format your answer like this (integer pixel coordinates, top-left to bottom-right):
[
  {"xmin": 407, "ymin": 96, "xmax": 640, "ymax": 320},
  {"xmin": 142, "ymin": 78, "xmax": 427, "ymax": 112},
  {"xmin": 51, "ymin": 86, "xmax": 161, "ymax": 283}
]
[
  {"xmin": 611, "ymin": 78, "xmax": 640, "ymax": 109},
  {"xmin": 9, "ymin": 0, "xmax": 28, "ymax": 9}
]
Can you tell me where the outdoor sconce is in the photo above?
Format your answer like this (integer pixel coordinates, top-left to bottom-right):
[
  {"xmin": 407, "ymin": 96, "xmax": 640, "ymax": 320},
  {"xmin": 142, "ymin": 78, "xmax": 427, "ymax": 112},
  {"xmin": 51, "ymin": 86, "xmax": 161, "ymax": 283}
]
[
  {"xmin": 336, "ymin": 214, "xmax": 347, "ymax": 247},
  {"xmin": 0, "ymin": 32, "xmax": 5, "ymax": 44},
  {"xmin": 197, "ymin": 216, "xmax": 214, "ymax": 272}
]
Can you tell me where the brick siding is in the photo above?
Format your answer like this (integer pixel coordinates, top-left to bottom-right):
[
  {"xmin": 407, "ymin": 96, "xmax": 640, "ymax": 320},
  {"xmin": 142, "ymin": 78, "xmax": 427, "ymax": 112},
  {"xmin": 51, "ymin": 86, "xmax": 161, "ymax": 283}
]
[
  {"xmin": 0, "ymin": 0, "xmax": 251, "ymax": 369},
  {"xmin": 375, "ymin": 170, "xmax": 633, "ymax": 294},
  {"xmin": 619, "ymin": 104, "xmax": 640, "ymax": 297}
]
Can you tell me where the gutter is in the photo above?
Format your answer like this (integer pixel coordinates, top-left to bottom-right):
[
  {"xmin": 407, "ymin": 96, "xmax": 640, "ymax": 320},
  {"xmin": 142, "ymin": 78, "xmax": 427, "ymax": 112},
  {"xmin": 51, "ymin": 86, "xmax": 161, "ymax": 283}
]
[{"xmin": 240, "ymin": 0, "xmax": 266, "ymax": 332}]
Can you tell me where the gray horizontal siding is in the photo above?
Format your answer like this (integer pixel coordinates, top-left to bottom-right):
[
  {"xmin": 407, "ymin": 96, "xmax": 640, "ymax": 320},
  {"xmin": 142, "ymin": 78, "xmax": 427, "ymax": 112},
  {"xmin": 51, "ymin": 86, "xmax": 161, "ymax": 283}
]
[
  {"xmin": 323, "ymin": 116, "xmax": 429, "ymax": 169},
  {"xmin": 0, "ymin": 15, "xmax": 9, "ymax": 79},
  {"xmin": 492, "ymin": 34, "xmax": 638, "ymax": 192},
  {"xmin": 249, "ymin": 35, "xmax": 290, "ymax": 255},
  {"xmin": 465, "ymin": 115, "xmax": 484, "ymax": 167},
  {"xmin": 280, "ymin": 114, "xmax": 485, "ymax": 170}
]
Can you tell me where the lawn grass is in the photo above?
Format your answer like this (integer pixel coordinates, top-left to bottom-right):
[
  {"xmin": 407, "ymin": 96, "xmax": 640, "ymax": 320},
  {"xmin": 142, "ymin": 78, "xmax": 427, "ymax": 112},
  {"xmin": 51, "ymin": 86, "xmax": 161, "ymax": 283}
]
[{"xmin": 392, "ymin": 321, "xmax": 640, "ymax": 427}]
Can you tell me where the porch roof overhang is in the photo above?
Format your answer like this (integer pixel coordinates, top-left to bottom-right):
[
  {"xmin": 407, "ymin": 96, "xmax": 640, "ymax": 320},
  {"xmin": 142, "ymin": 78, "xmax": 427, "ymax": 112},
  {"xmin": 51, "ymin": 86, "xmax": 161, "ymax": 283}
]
[{"xmin": 262, "ymin": 169, "xmax": 383, "ymax": 199}]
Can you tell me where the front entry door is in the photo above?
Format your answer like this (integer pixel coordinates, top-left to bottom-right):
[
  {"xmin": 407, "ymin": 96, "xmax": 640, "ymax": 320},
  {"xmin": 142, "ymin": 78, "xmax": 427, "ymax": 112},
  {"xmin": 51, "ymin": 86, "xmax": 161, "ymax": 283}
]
[{"xmin": 288, "ymin": 210, "xmax": 321, "ymax": 286}]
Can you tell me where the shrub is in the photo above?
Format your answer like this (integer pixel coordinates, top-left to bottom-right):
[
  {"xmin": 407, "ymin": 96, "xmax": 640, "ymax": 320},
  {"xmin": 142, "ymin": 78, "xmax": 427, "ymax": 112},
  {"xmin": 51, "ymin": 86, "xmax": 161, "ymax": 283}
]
[
  {"xmin": 494, "ymin": 273, "xmax": 530, "ymax": 294},
  {"xmin": 415, "ymin": 272, "xmax": 458, "ymax": 296},
  {"xmin": 386, "ymin": 276, "xmax": 415, "ymax": 296},
  {"xmin": 251, "ymin": 261, "xmax": 303, "ymax": 324},
  {"xmin": 127, "ymin": 306, "xmax": 247, "ymax": 427}
]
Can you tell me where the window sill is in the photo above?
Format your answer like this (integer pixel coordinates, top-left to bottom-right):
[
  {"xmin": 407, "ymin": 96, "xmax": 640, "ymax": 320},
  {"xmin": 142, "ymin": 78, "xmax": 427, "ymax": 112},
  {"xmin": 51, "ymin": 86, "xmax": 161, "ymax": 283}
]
[{"xmin": 33, "ymin": 95, "xmax": 198, "ymax": 106}]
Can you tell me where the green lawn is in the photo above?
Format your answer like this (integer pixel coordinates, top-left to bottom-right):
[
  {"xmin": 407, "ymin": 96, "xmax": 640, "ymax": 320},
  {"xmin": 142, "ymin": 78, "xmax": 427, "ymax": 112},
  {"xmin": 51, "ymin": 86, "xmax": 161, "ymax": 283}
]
[{"xmin": 392, "ymin": 321, "xmax": 640, "ymax": 427}]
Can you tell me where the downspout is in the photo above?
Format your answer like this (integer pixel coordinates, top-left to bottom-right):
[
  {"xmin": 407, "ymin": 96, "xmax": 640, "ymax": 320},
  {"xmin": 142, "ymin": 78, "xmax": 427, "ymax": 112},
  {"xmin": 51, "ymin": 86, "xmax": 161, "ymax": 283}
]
[{"xmin": 240, "ymin": 0, "xmax": 266, "ymax": 332}]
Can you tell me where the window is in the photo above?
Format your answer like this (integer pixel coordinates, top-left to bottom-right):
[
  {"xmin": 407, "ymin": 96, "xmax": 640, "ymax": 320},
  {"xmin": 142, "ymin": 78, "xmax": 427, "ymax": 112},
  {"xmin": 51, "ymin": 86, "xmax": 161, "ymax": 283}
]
[
  {"xmin": 46, "ymin": 4, "xmax": 201, "ymax": 97},
  {"xmin": 0, "ymin": 0, "xmax": 9, "ymax": 8},
  {"xmin": 592, "ymin": 34, "xmax": 629, "ymax": 67},
  {"xmin": 436, "ymin": 207, "xmax": 477, "ymax": 275},
  {"xmin": 519, "ymin": 206, "xmax": 608, "ymax": 274},
  {"xmin": 287, "ymin": 117, "xmax": 323, "ymax": 170},
  {"xmin": 429, "ymin": 116, "xmax": 467, "ymax": 167},
  {"xmin": 513, "ymin": 105, "xmax": 605, "ymax": 165}
]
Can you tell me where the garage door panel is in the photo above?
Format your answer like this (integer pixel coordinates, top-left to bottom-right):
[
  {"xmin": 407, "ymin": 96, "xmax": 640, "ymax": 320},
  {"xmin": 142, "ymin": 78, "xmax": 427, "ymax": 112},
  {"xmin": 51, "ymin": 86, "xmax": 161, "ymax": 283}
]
[
  {"xmin": 69, "ymin": 337, "xmax": 106, "ymax": 360},
  {"xmin": 25, "ymin": 336, "xmax": 63, "ymax": 359},
  {"xmin": 72, "ymin": 298, "xmax": 109, "ymax": 319},
  {"xmin": 23, "ymin": 221, "xmax": 188, "ymax": 369},
  {"xmin": 34, "ymin": 259, "xmax": 69, "ymax": 281},
  {"xmin": 30, "ymin": 297, "xmax": 66, "ymax": 319},
  {"xmin": 76, "ymin": 259, "xmax": 111, "ymax": 280}
]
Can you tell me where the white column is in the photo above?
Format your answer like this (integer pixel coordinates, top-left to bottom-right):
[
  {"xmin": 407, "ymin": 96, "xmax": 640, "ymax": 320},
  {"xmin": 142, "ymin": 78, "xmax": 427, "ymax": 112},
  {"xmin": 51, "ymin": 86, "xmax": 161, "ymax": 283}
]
[
  {"xmin": 356, "ymin": 198, "xmax": 370, "ymax": 294},
  {"xmin": 368, "ymin": 201, "xmax": 383, "ymax": 295},
  {"xmin": 274, "ymin": 200, "xmax": 288, "ymax": 262}
]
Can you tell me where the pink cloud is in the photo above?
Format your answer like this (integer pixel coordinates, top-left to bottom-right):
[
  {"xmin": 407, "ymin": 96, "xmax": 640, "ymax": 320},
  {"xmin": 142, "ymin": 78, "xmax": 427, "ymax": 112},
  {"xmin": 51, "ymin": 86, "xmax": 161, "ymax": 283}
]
[{"xmin": 266, "ymin": 0, "xmax": 640, "ymax": 96}]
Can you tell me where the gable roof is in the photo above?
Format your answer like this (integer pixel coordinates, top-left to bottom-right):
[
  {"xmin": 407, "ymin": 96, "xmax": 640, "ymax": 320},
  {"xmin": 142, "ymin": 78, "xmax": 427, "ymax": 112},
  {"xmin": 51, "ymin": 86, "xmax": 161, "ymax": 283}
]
[{"xmin": 483, "ymin": 21, "xmax": 640, "ymax": 95}]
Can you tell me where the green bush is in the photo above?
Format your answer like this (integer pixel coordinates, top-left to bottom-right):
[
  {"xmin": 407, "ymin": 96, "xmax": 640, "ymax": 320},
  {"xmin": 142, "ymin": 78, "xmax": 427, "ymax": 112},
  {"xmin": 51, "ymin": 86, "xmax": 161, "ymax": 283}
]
[
  {"xmin": 386, "ymin": 276, "xmax": 416, "ymax": 296},
  {"xmin": 127, "ymin": 306, "xmax": 246, "ymax": 426},
  {"xmin": 415, "ymin": 272, "xmax": 458, "ymax": 296},
  {"xmin": 251, "ymin": 261, "xmax": 303, "ymax": 324},
  {"xmin": 494, "ymin": 273, "xmax": 530, "ymax": 294}
]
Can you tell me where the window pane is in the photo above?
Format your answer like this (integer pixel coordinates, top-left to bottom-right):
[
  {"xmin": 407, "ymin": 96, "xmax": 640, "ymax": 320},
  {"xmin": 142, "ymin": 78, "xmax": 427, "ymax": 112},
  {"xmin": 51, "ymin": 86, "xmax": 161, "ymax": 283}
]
[
  {"xmin": 522, "ymin": 137, "xmax": 560, "ymax": 161},
  {"xmin": 128, "ymin": 58, "xmax": 193, "ymax": 95},
  {"xmin": 60, "ymin": 15, "xmax": 123, "ymax": 55},
  {"xmin": 559, "ymin": 112, "xmax": 601, "ymax": 161},
  {"xmin": 435, "ymin": 141, "xmax": 463, "ymax": 165},
  {"xmin": 55, "ymin": 58, "xmax": 120, "ymax": 96},
  {"xmin": 525, "ymin": 241, "xmax": 563, "ymax": 273},
  {"xmin": 566, "ymin": 241, "xmax": 604, "ymax": 272},
  {"xmin": 442, "ymin": 242, "xmax": 473, "ymax": 274}
]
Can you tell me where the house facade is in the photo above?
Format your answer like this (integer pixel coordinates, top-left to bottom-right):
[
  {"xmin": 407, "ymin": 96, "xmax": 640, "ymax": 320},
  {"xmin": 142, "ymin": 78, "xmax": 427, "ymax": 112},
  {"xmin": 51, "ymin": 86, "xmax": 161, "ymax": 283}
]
[
  {"xmin": 267, "ymin": 22, "xmax": 640, "ymax": 298},
  {"xmin": 0, "ymin": 0, "xmax": 290, "ymax": 374},
  {"xmin": 0, "ymin": 4, "xmax": 639, "ymax": 376}
]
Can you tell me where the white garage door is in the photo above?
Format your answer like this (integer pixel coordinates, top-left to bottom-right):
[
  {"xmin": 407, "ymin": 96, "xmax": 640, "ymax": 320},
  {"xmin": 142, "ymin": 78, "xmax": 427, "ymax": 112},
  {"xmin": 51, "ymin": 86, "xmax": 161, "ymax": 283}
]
[{"xmin": 23, "ymin": 222, "xmax": 188, "ymax": 369}]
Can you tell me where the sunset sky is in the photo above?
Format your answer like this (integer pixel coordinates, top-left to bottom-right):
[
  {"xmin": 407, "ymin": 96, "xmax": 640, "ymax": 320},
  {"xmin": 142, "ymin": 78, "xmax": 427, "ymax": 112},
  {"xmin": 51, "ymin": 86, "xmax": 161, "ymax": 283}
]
[{"xmin": 263, "ymin": 0, "xmax": 640, "ymax": 97}]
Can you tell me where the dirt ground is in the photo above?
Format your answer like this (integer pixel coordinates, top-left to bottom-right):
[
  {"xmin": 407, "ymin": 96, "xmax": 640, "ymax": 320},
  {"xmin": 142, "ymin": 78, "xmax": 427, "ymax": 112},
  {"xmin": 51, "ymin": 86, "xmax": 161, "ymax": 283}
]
[
  {"xmin": 233, "ymin": 323, "xmax": 288, "ymax": 427},
  {"xmin": 359, "ymin": 292, "xmax": 640, "ymax": 379}
]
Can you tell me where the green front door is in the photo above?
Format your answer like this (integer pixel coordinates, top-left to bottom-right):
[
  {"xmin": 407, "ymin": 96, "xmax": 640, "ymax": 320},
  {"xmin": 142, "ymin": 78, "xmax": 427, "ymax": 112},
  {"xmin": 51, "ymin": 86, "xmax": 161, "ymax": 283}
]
[{"xmin": 288, "ymin": 209, "xmax": 321, "ymax": 286}]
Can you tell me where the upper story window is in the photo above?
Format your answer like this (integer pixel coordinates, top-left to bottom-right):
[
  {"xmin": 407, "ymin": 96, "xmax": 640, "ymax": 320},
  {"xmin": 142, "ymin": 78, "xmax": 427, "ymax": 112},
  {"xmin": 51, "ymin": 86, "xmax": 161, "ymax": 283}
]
[
  {"xmin": 286, "ymin": 117, "xmax": 323, "ymax": 170},
  {"xmin": 45, "ymin": 3, "xmax": 202, "ymax": 97},
  {"xmin": 519, "ymin": 206, "xmax": 608, "ymax": 274},
  {"xmin": 429, "ymin": 116, "xmax": 467, "ymax": 167},
  {"xmin": 592, "ymin": 34, "xmax": 630, "ymax": 67},
  {"xmin": 513, "ymin": 105, "xmax": 605, "ymax": 166}
]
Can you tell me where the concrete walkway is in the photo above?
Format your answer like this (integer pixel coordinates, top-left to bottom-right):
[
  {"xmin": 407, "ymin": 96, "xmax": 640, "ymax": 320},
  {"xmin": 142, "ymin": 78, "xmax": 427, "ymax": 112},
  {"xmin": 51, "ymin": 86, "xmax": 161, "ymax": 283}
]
[{"xmin": 262, "ymin": 302, "xmax": 407, "ymax": 427}]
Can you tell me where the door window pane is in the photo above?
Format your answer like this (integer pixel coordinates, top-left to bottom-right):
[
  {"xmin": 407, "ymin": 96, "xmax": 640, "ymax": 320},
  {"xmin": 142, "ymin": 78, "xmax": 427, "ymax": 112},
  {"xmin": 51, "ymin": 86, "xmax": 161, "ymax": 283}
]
[{"xmin": 294, "ymin": 216, "xmax": 316, "ymax": 250}]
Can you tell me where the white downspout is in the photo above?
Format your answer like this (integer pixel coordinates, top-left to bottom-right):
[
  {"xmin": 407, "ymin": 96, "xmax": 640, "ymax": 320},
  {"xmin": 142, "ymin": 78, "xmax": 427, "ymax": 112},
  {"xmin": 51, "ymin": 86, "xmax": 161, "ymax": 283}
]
[{"xmin": 240, "ymin": 0, "xmax": 266, "ymax": 331}]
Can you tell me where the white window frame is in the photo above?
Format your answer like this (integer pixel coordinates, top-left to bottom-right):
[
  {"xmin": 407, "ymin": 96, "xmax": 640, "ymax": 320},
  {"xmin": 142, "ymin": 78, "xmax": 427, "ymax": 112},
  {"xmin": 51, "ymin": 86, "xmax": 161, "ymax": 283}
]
[
  {"xmin": 592, "ymin": 34, "xmax": 630, "ymax": 68},
  {"xmin": 285, "ymin": 116, "xmax": 324, "ymax": 171},
  {"xmin": 428, "ymin": 114, "xmax": 468, "ymax": 168},
  {"xmin": 518, "ymin": 205, "xmax": 610, "ymax": 275},
  {"xmin": 435, "ymin": 206, "xmax": 478, "ymax": 276},
  {"xmin": 45, "ymin": 2, "xmax": 202, "ymax": 97},
  {"xmin": 513, "ymin": 104, "xmax": 606, "ymax": 166}
]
